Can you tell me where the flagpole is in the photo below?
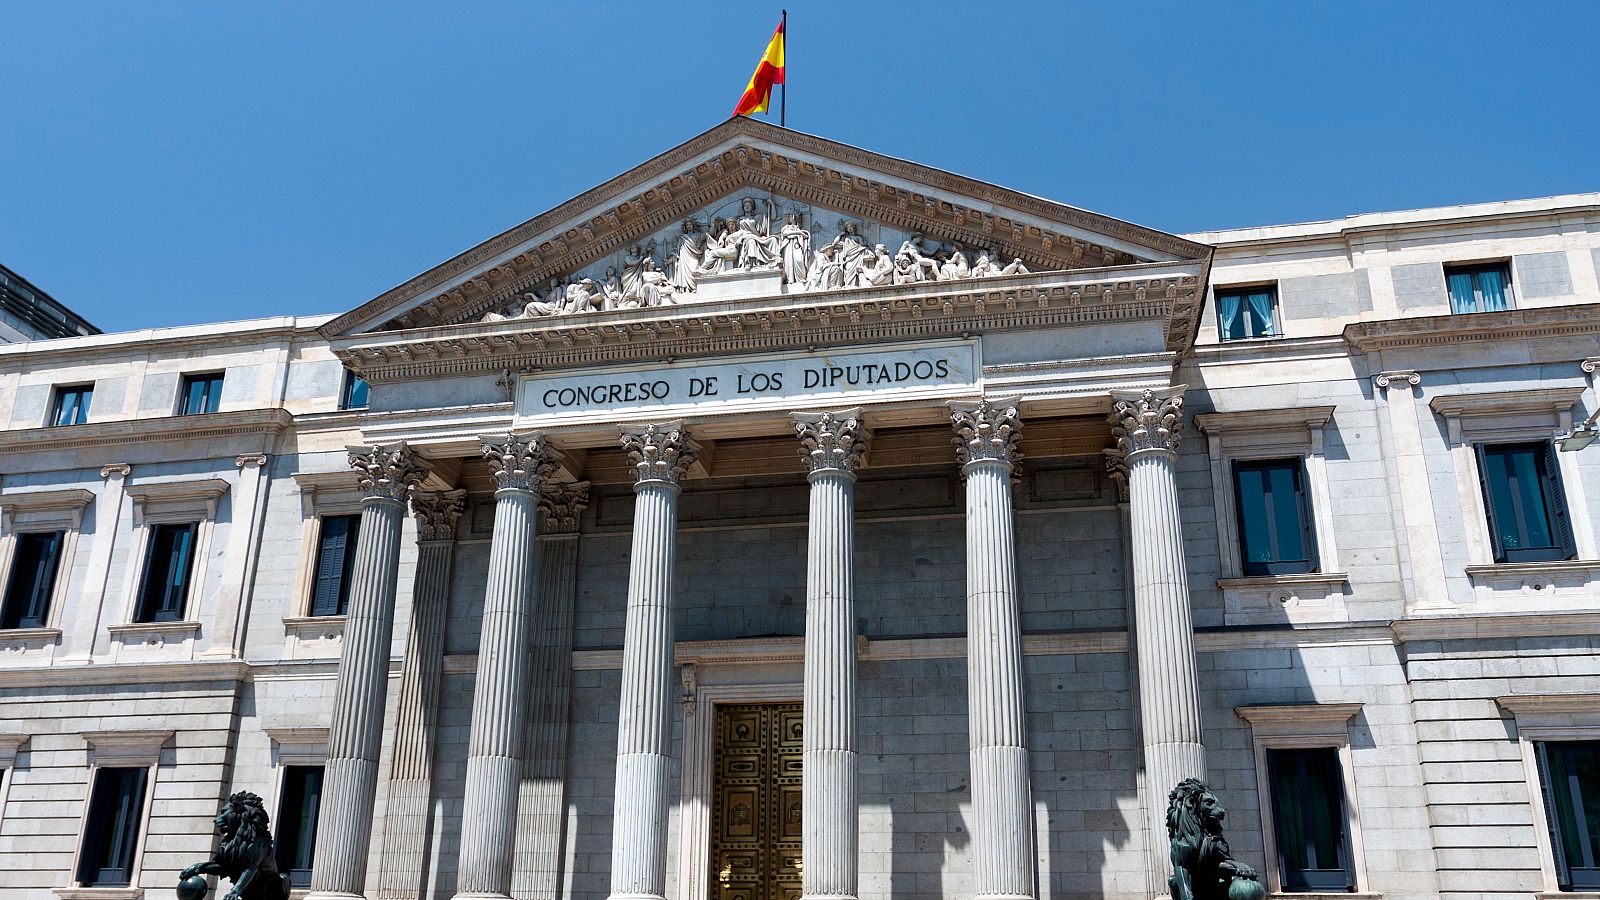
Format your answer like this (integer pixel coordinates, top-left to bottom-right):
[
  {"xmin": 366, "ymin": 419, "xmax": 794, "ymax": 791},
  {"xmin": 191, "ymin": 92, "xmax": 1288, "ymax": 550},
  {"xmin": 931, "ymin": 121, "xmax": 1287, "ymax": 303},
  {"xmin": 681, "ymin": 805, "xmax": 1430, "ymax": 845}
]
[{"xmin": 780, "ymin": 9, "xmax": 787, "ymax": 127}]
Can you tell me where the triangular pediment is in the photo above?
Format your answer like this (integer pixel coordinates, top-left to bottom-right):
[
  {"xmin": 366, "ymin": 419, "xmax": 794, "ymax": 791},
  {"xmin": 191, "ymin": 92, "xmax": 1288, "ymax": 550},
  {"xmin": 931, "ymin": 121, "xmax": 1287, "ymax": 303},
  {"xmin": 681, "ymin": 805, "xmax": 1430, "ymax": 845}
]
[{"xmin": 322, "ymin": 118, "xmax": 1209, "ymax": 337}]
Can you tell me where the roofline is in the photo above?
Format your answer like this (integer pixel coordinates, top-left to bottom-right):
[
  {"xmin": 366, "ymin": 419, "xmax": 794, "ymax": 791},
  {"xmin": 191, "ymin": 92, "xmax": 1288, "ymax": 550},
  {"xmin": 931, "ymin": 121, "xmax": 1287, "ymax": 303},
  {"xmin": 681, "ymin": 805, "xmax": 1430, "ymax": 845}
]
[
  {"xmin": 0, "ymin": 314, "xmax": 336, "ymax": 361},
  {"xmin": 1184, "ymin": 191, "xmax": 1600, "ymax": 247}
]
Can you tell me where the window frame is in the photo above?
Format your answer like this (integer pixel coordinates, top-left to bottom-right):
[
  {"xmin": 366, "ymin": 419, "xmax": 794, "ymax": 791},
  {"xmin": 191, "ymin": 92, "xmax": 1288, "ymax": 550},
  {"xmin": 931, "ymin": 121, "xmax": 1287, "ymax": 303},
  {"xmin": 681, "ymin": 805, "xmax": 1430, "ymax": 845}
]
[
  {"xmin": 1443, "ymin": 260, "xmax": 1515, "ymax": 314},
  {"xmin": 0, "ymin": 488, "xmax": 93, "ymax": 639},
  {"xmin": 50, "ymin": 383, "xmax": 94, "ymax": 427},
  {"xmin": 1266, "ymin": 746, "xmax": 1357, "ymax": 892},
  {"xmin": 1214, "ymin": 283, "xmax": 1282, "ymax": 342},
  {"xmin": 1499, "ymin": 694, "xmax": 1600, "ymax": 895},
  {"xmin": 177, "ymin": 372, "xmax": 226, "ymax": 416},
  {"xmin": 274, "ymin": 764, "xmax": 325, "ymax": 889},
  {"xmin": 285, "ymin": 472, "xmax": 367, "ymax": 656},
  {"xmin": 0, "ymin": 733, "xmax": 27, "ymax": 832},
  {"xmin": 114, "ymin": 480, "xmax": 228, "ymax": 646},
  {"xmin": 69, "ymin": 731, "xmax": 170, "ymax": 893},
  {"xmin": 1231, "ymin": 457, "xmax": 1319, "ymax": 577},
  {"xmin": 308, "ymin": 513, "xmax": 362, "ymax": 618},
  {"xmin": 1475, "ymin": 441, "xmax": 1576, "ymax": 564},
  {"xmin": 134, "ymin": 521, "xmax": 200, "ymax": 624},
  {"xmin": 1, "ymin": 529, "xmax": 66, "ymax": 629},
  {"xmin": 340, "ymin": 370, "xmax": 370, "ymax": 411},
  {"xmin": 265, "ymin": 726, "xmax": 328, "ymax": 892},
  {"xmin": 1536, "ymin": 739, "xmax": 1600, "ymax": 890}
]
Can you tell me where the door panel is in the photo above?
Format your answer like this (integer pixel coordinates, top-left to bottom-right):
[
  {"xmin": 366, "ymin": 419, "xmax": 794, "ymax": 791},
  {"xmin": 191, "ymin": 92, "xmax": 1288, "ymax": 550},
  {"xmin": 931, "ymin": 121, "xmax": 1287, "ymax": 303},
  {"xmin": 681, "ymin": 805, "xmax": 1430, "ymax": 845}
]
[{"xmin": 712, "ymin": 702, "xmax": 803, "ymax": 900}]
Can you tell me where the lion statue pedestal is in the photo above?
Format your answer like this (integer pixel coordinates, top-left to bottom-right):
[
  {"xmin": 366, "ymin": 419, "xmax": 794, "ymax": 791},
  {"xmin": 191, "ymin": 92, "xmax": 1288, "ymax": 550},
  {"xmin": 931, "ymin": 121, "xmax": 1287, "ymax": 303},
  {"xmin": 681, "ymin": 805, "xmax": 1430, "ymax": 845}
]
[
  {"xmin": 177, "ymin": 791, "xmax": 291, "ymax": 900},
  {"xmin": 1166, "ymin": 778, "xmax": 1266, "ymax": 900}
]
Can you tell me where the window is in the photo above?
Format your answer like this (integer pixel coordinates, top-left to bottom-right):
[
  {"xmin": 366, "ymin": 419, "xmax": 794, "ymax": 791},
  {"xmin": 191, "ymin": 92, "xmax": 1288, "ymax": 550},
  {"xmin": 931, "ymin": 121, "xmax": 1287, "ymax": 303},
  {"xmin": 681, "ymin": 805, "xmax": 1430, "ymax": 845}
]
[
  {"xmin": 1, "ymin": 530, "xmax": 64, "ymax": 629},
  {"xmin": 1537, "ymin": 741, "xmax": 1600, "ymax": 890},
  {"xmin": 178, "ymin": 373, "xmax": 225, "ymax": 415},
  {"xmin": 135, "ymin": 522, "xmax": 197, "ymax": 623},
  {"xmin": 1477, "ymin": 441, "xmax": 1574, "ymax": 563},
  {"xmin": 340, "ymin": 371, "xmax": 370, "ymax": 410},
  {"xmin": 76, "ymin": 766, "xmax": 148, "ymax": 887},
  {"xmin": 275, "ymin": 765, "xmax": 324, "ymax": 889},
  {"xmin": 51, "ymin": 384, "xmax": 93, "ymax": 426},
  {"xmin": 1216, "ymin": 285, "xmax": 1279, "ymax": 340},
  {"xmin": 1267, "ymin": 747, "xmax": 1355, "ymax": 891},
  {"xmin": 1445, "ymin": 262, "xmax": 1512, "ymax": 314},
  {"xmin": 309, "ymin": 514, "xmax": 361, "ymax": 617},
  {"xmin": 1232, "ymin": 458, "xmax": 1317, "ymax": 576}
]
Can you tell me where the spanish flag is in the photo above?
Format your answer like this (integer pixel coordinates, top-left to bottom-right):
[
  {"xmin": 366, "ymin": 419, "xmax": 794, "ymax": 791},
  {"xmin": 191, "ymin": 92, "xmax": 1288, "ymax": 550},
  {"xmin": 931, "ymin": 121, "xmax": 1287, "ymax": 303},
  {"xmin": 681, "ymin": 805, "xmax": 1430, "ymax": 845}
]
[{"xmin": 733, "ymin": 16, "xmax": 785, "ymax": 118}]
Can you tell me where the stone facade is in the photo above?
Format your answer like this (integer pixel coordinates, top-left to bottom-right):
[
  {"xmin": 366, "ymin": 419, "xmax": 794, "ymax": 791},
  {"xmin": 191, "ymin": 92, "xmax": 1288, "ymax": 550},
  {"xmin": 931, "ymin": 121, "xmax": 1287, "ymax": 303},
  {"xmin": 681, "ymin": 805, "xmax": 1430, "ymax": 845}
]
[{"xmin": 0, "ymin": 121, "xmax": 1597, "ymax": 900}]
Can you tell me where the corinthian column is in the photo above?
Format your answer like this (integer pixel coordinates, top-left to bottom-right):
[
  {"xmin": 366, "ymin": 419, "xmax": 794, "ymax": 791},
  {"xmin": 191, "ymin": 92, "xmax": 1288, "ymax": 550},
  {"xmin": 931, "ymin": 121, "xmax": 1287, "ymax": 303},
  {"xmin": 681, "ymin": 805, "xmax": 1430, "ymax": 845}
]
[
  {"xmin": 309, "ymin": 444, "xmax": 431, "ymax": 900},
  {"xmin": 455, "ymin": 435, "xmax": 561, "ymax": 900},
  {"xmin": 793, "ymin": 409, "xmax": 869, "ymax": 900},
  {"xmin": 1109, "ymin": 387, "xmax": 1204, "ymax": 896},
  {"xmin": 377, "ymin": 489, "xmax": 465, "ymax": 900},
  {"xmin": 950, "ymin": 398, "xmax": 1035, "ymax": 900},
  {"xmin": 609, "ymin": 424, "xmax": 698, "ymax": 900}
]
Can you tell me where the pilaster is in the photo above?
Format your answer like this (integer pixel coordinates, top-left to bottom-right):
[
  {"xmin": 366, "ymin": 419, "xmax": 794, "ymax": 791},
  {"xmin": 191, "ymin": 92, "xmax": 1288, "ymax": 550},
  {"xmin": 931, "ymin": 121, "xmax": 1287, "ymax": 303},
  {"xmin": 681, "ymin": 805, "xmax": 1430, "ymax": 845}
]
[
  {"xmin": 202, "ymin": 453, "xmax": 270, "ymax": 658},
  {"xmin": 1373, "ymin": 370, "xmax": 1451, "ymax": 611},
  {"xmin": 60, "ymin": 463, "xmax": 131, "ymax": 662}
]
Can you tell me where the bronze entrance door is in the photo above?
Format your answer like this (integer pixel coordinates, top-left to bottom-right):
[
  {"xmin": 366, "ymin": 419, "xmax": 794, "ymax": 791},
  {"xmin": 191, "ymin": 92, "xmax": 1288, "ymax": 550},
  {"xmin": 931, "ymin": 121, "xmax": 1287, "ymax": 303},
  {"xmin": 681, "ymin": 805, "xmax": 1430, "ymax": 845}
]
[{"xmin": 710, "ymin": 702, "xmax": 803, "ymax": 900}]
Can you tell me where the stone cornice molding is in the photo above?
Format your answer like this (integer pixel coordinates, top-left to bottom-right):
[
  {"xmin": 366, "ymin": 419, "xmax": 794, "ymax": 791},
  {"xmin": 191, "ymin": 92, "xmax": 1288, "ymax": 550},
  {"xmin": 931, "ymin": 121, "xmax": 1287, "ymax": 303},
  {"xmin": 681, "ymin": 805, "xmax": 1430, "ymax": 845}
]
[
  {"xmin": 480, "ymin": 433, "xmax": 560, "ymax": 494},
  {"xmin": 1495, "ymin": 692, "xmax": 1600, "ymax": 718},
  {"xmin": 794, "ymin": 408, "xmax": 870, "ymax": 476},
  {"xmin": 1234, "ymin": 702, "xmax": 1363, "ymax": 731},
  {"xmin": 334, "ymin": 264, "xmax": 1204, "ymax": 383},
  {"xmin": 621, "ymin": 423, "xmax": 699, "ymax": 488},
  {"xmin": 348, "ymin": 442, "xmax": 432, "ymax": 503},
  {"xmin": 0, "ymin": 487, "xmax": 96, "ymax": 515},
  {"xmin": 321, "ymin": 119, "xmax": 1209, "ymax": 338},
  {"xmin": 291, "ymin": 470, "xmax": 364, "ymax": 499},
  {"xmin": 0, "ymin": 731, "xmax": 26, "ymax": 765},
  {"xmin": 1194, "ymin": 405, "xmax": 1337, "ymax": 435},
  {"xmin": 539, "ymin": 481, "xmax": 591, "ymax": 534},
  {"xmin": 0, "ymin": 408, "xmax": 293, "ymax": 454},
  {"xmin": 1427, "ymin": 387, "xmax": 1584, "ymax": 421},
  {"xmin": 1109, "ymin": 386, "xmax": 1186, "ymax": 457},
  {"xmin": 411, "ymin": 489, "xmax": 467, "ymax": 542},
  {"xmin": 1389, "ymin": 609, "xmax": 1600, "ymax": 642},
  {"xmin": 124, "ymin": 478, "xmax": 231, "ymax": 507},
  {"xmin": 82, "ymin": 729, "xmax": 173, "ymax": 767},
  {"xmin": 1373, "ymin": 370, "xmax": 1420, "ymax": 390},
  {"xmin": 949, "ymin": 397, "xmax": 1023, "ymax": 470},
  {"xmin": 1344, "ymin": 303, "xmax": 1600, "ymax": 353}
]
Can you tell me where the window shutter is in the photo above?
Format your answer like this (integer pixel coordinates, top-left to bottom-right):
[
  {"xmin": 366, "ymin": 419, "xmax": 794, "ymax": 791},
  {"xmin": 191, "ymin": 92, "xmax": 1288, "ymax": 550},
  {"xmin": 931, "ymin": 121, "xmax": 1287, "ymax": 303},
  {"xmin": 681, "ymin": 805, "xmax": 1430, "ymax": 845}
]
[
  {"xmin": 1536, "ymin": 742, "xmax": 1573, "ymax": 888},
  {"xmin": 311, "ymin": 517, "xmax": 351, "ymax": 617},
  {"xmin": 1542, "ymin": 440, "xmax": 1576, "ymax": 560},
  {"xmin": 1296, "ymin": 461, "xmax": 1320, "ymax": 574},
  {"xmin": 161, "ymin": 525, "xmax": 195, "ymax": 621},
  {"xmin": 24, "ymin": 532, "xmax": 61, "ymax": 627},
  {"xmin": 1475, "ymin": 444, "xmax": 1506, "ymax": 563}
]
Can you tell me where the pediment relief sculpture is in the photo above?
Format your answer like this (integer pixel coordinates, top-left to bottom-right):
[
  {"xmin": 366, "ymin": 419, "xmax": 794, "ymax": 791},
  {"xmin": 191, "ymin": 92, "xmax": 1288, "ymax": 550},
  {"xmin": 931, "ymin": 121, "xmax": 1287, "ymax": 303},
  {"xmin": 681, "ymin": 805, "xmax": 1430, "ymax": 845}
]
[{"xmin": 479, "ymin": 192, "xmax": 1035, "ymax": 324}]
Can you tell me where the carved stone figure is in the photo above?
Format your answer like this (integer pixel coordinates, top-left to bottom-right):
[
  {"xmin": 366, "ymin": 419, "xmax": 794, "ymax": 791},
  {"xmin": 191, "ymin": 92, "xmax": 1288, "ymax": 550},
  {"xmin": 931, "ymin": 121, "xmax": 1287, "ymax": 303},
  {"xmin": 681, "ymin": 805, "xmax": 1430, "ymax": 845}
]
[
  {"xmin": 176, "ymin": 792, "xmax": 291, "ymax": 900},
  {"xmin": 822, "ymin": 222, "xmax": 873, "ymax": 287},
  {"xmin": 698, "ymin": 217, "xmax": 739, "ymax": 276},
  {"xmin": 999, "ymin": 257, "xmax": 1030, "ymax": 276},
  {"xmin": 938, "ymin": 247, "xmax": 970, "ymax": 281},
  {"xmin": 601, "ymin": 266, "xmax": 626, "ymax": 310},
  {"xmin": 858, "ymin": 243, "xmax": 894, "ymax": 287},
  {"xmin": 724, "ymin": 198, "xmax": 780, "ymax": 270},
  {"xmin": 896, "ymin": 234, "xmax": 941, "ymax": 282},
  {"xmin": 806, "ymin": 241, "xmax": 845, "ymax": 291},
  {"xmin": 971, "ymin": 250, "xmax": 1002, "ymax": 278},
  {"xmin": 671, "ymin": 219, "xmax": 705, "ymax": 292},
  {"xmin": 778, "ymin": 212, "xmax": 812, "ymax": 286},
  {"xmin": 1166, "ymin": 779, "xmax": 1264, "ymax": 900},
  {"xmin": 564, "ymin": 277, "xmax": 603, "ymax": 314}
]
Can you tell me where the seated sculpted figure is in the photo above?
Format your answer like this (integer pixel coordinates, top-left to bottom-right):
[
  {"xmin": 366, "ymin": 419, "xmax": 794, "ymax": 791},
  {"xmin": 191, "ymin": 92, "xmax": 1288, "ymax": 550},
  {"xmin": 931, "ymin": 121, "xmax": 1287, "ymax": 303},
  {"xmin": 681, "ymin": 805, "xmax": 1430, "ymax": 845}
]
[
  {"xmin": 698, "ymin": 217, "xmax": 740, "ymax": 276},
  {"xmin": 1166, "ymin": 779, "xmax": 1264, "ymax": 900}
]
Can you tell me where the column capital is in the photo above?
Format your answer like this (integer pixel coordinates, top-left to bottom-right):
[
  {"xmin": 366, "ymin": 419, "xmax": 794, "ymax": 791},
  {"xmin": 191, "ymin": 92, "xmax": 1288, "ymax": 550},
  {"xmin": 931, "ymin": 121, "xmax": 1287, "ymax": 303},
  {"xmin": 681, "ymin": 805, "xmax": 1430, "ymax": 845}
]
[
  {"xmin": 349, "ymin": 443, "xmax": 432, "ymax": 503},
  {"xmin": 99, "ymin": 463, "xmax": 132, "ymax": 480},
  {"xmin": 1103, "ymin": 449, "xmax": 1129, "ymax": 502},
  {"xmin": 1109, "ymin": 387, "xmax": 1186, "ymax": 458},
  {"xmin": 1374, "ymin": 369, "xmax": 1422, "ymax": 390},
  {"xmin": 949, "ymin": 396, "xmax": 1023, "ymax": 471},
  {"xmin": 411, "ymin": 489, "xmax": 467, "ymax": 542},
  {"xmin": 481, "ymin": 432, "xmax": 562, "ymax": 494},
  {"xmin": 234, "ymin": 454, "xmax": 269, "ymax": 470},
  {"xmin": 620, "ymin": 423, "xmax": 699, "ymax": 488},
  {"xmin": 539, "ymin": 481, "xmax": 592, "ymax": 534},
  {"xmin": 794, "ymin": 408, "xmax": 870, "ymax": 477}
]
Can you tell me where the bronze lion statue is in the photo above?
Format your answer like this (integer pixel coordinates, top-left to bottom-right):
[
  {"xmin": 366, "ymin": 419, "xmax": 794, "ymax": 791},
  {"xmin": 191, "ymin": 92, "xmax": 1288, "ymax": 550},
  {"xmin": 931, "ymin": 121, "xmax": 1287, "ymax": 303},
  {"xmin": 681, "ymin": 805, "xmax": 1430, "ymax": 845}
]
[
  {"xmin": 177, "ymin": 791, "xmax": 291, "ymax": 900},
  {"xmin": 1167, "ymin": 778, "xmax": 1264, "ymax": 900}
]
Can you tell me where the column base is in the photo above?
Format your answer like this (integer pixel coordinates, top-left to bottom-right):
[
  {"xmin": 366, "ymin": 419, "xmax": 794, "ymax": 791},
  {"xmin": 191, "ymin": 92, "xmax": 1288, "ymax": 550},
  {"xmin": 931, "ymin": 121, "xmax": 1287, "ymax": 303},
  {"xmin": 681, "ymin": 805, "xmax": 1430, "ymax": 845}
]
[
  {"xmin": 303, "ymin": 892, "xmax": 369, "ymax": 900},
  {"xmin": 450, "ymin": 894, "xmax": 514, "ymax": 900},
  {"xmin": 607, "ymin": 894, "xmax": 668, "ymax": 900},
  {"xmin": 974, "ymin": 894, "xmax": 1034, "ymax": 900}
]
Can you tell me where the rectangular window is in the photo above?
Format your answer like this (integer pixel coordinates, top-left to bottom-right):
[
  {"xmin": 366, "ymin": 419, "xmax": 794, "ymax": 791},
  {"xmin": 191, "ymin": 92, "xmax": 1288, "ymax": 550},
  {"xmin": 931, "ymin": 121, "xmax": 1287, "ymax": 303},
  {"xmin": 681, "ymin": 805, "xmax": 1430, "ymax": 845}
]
[
  {"xmin": 1538, "ymin": 740, "xmax": 1600, "ymax": 890},
  {"xmin": 178, "ymin": 373, "xmax": 225, "ymax": 415},
  {"xmin": 275, "ymin": 765, "xmax": 324, "ymax": 889},
  {"xmin": 1268, "ymin": 747, "xmax": 1354, "ymax": 891},
  {"xmin": 76, "ymin": 766, "xmax": 148, "ymax": 887},
  {"xmin": 1233, "ymin": 458, "xmax": 1317, "ymax": 576},
  {"xmin": 340, "ymin": 371, "xmax": 370, "ymax": 410},
  {"xmin": 309, "ymin": 515, "xmax": 361, "ymax": 617},
  {"xmin": 1216, "ymin": 286, "xmax": 1279, "ymax": 341},
  {"xmin": 135, "ymin": 523, "xmax": 197, "ymax": 623},
  {"xmin": 1477, "ymin": 441, "xmax": 1574, "ymax": 563},
  {"xmin": 51, "ymin": 384, "xmax": 93, "ymax": 426},
  {"xmin": 1, "ymin": 530, "xmax": 64, "ymax": 629},
  {"xmin": 1445, "ymin": 262, "xmax": 1512, "ymax": 314}
]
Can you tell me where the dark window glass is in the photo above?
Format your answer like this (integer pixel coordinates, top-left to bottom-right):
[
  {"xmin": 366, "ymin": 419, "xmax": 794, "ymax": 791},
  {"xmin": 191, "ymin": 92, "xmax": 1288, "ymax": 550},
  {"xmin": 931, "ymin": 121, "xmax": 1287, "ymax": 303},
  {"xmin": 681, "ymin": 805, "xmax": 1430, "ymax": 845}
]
[
  {"xmin": 77, "ymin": 766, "xmax": 148, "ymax": 887},
  {"xmin": 51, "ymin": 385, "xmax": 93, "ymax": 426},
  {"xmin": 309, "ymin": 515, "xmax": 361, "ymax": 617},
  {"xmin": 275, "ymin": 765, "xmax": 324, "ymax": 889},
  {"xmin": 1233, "ymin": 458, "xmax": 1316, "ymax": 576},
  {"xmin": 2, "ymin": 530, "xmax": 64, "ymax": 629},
  {"xmin": 1268, "ymin": 747, "xmax": 1354, "ymax": 891},
  {"xmin": 1444, "ymin": 263, "xmax": 1512, "ymax": 313},
  {"xmin": 340, "ymin": 372, "xmax": 369, "ymax": 410},
  {"xmin": 1477, "ymin": 441, "xmax": 1574, "ymax": 564},
  {"xmin": 1216, "ymin": 286, "xmax": 1279, "ymax": 341},
  {"xmin": 1539, "ymin": 741, "xmax": 1600, "ymax": 890},
  {"xmin": 179, "ymin": 373, "xmax": 225, "ymax": 415},
  {"xmin": 136, "ymin": 523, "xmax": 197, "ymax": 623}
]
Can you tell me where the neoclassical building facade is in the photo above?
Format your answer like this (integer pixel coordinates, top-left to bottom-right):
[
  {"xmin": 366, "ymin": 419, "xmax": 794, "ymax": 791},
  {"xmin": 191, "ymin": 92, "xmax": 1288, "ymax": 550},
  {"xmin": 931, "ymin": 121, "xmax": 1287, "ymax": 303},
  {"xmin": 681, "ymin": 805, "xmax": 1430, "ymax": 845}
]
[{"xmin": 0, "ymin": 120, "xmax": 1597, "ymax": 900}]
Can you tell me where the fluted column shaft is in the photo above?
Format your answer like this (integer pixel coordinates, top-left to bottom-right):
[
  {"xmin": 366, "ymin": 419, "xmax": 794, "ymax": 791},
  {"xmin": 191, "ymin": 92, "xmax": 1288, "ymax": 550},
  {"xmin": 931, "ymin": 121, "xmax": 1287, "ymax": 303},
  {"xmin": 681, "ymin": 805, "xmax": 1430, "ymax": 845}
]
[
  {"xmin": 310, "ymin": 445, "xmax": 430, "ymax": 900},
  {"xmin": 952, "ymin": 399, "xmax": 1034, "ymax": 900},
  {"xmin": 1111, "ymin": 388, "xmax": 1204, "ymax": 897},
  {"xmin": 794, "ymin": 410, "xmax": 869, "ymax": 900},
  {"xmin": 610, "ymin": 425, "xmax": 697, "ymax": 900},
  {"xmin": 456, "ymin": 436, "xmax": 559, "ymax": 900}
]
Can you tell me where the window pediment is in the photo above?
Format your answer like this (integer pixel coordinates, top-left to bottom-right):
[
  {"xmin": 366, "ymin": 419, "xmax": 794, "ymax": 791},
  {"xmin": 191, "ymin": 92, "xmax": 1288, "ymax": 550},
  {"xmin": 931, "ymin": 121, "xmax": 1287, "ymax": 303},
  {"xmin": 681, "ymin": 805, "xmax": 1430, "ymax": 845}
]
[{"xmin": 1429, "ymin": 387, "xmax": 1584, "ymax": 443}]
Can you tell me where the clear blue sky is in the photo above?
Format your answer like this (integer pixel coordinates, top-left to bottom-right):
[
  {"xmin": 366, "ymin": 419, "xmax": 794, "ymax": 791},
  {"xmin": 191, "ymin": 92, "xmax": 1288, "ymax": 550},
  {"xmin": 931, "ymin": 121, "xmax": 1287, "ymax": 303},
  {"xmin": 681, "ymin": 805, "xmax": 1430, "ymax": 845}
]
[{"xmin": 4, "ymin": 2, "xmax": 1596, "ymax": 333}]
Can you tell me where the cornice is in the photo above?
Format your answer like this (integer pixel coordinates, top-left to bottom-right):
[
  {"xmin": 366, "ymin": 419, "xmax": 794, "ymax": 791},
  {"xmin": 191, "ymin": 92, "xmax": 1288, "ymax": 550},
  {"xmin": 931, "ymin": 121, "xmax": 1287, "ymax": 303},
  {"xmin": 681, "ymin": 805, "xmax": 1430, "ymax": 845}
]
[
  {"xmin": 1427, "ymin": 386, "xmax": 1585, "ymax": 420},
  {"xmin": 1195, "ymin": 405, "xmax": 1336, "ymax": 435},
  {"xmin": 1234, "ymin": 702, "xmax": 1363, "ymax": 728},
  {"xmin": 1390, "ymin": 609, "xmax": 1600, "ymax": 642},
  {"xmin": 124, "ymin": 478, "xmax": 231, "ymax": 505},
  {"xmin": 335, "ymin": 264, "xmax": 1205, "ymax": 383},
  {"xmin": 323, "ymin": 119, "xmax": 1210, "ymax": 339},
  {"xmin": 1496, "ymin": 692, "xmax": 1600, "ymax": 717},
  {"xmin": 0, "ymin": 487, "xmax": 96, "ymax": 512},
  {"xmin": 0, "ymin": 408, "xmax": 293, "ymax": 454},
  {"xmin": 1343, "ymin": 303, "xmax": 1600, "ymax": 352}
]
